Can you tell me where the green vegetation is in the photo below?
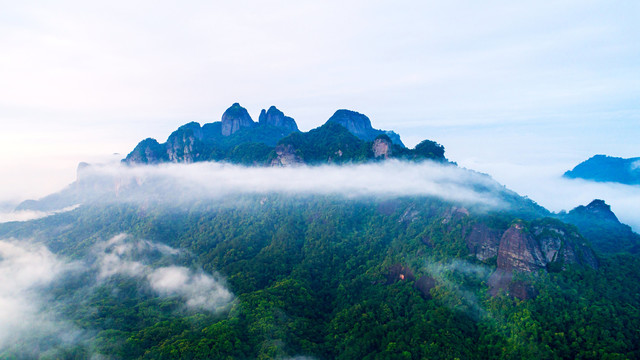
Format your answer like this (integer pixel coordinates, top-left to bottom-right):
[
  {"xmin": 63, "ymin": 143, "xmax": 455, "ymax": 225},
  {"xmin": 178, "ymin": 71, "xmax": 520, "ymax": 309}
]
[{"xmin": 1, "ymin": 194, "xmax": 638, "ymax": 359}]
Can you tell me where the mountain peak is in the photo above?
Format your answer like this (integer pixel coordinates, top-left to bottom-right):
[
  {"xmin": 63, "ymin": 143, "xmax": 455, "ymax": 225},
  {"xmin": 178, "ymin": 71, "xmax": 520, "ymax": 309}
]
[
  {"xmin": 584, "ymin": 199, "xmax": 619, "ymax": 222},
  {"xmin": 221, "ymin": 103, "xmax": 255, "ymax": 136},
  {"xmin": 258, "ymin": 105, "xmax": 298, "ymax": 132},
  {"xmin": 325, "ymin": 109, "xmax": 404, "ymax": 146}
]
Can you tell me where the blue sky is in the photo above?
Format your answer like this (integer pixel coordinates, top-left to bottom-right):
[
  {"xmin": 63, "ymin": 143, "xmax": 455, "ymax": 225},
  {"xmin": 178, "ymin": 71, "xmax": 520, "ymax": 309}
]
[{"xmin": 1, "ymin": 1, "xmax": 639, "ymax": 226}]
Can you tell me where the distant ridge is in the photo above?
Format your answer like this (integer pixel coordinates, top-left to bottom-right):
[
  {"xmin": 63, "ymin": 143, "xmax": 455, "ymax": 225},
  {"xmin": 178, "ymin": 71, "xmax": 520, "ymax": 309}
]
[{"xmin": 564, "ymin": 155, "xmax": 640, "ymax": 185}]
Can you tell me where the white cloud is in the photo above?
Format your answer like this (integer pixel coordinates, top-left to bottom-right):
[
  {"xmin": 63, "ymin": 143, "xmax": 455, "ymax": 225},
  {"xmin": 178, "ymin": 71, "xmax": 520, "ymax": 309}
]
[
  {"xmin": 148, "ymin": 267, "xmax": 233, "ymax": 312},
  {"xmin": 74, "ymin": 161, "xmax": 510, "ymax": 209},
  {"xmin": 0, "ymin": 204, "xmax": 79, "ymax": 224},
  {"xmin": 0, "ymin": 239, "xmax": 82, "ymax": 353},
  {"xmin": 95, "ymin": 234, "xmax": 233, "ymax": 312}
]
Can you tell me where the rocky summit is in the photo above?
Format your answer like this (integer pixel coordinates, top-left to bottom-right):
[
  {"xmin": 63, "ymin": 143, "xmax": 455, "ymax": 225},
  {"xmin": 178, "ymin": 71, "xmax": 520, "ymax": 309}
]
[
  {"xmin": 123, "ymin": 102, "xmax": 449, "ymax": 166},
  {"xmin": 326, "ymin": 109, "xmax": 404, "ymax": 146}
]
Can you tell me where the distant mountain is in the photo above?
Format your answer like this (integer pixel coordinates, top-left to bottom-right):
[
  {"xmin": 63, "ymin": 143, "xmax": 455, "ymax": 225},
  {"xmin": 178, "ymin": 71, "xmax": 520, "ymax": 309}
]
[
  {"xmin": 564, "ymin": 155, "xmax": 640, "ymax": 185},
  {"xmin": 559, "ymin": 199, "xmax": 640, "ymax": 254},
  {"xmin": 123, "ymin": 103, "xmax": 444, "ymax": 166}
]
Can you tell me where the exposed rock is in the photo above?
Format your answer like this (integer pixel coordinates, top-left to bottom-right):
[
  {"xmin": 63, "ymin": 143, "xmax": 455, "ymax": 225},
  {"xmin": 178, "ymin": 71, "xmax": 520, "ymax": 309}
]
[
  {"xmin": 532, "ymin": 221, "xmax": 598, "ymax": 270},
  {"xmin": 372, "ymin": 136, "xmax": 393, "ymax": 158},
  {"xmin": 496, "ymin": 220, "xmax": 598, "ymax": 273},
  {"xmin": 326, "ymin": 109, "xmax": 404, "ymax": 146},
  {"xmin": 466, "ymin": 223, "xmax": 501, "ymax": 261},
  {"xmin": 163, "ymin": 123, "xmax": 210, "ymax": 163},
  {"xmin": 270, "ymin": 144, "xmax": 303, "ymax": 167},
  {"xmin": 259, "ymin": 106, "xmax": 299, "ymax": 133},
  {"xmin": 221, "ymin": 103, "xmax": 255, "ymax": 136},
  {"xmin": 497, "ymin": 223, "xmax": 546, "ymax": 272}
]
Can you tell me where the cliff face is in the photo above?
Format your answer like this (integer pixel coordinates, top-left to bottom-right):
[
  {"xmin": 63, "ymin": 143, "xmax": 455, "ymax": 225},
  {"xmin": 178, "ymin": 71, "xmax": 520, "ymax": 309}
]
[
  {"xmin": 466, "ymin": 223, "xmax": 501, "ymax": 262},
  {"xmin": 372, "ymin": 136, "xmax": 393, "ymax": 158},
  {"xmin": 259, "ymin": 106, "xmax": 298, "ymax": 133},
  {"xmin": 270, "ymin": 144, "xmax": 303, "ymax": 166},
  {"xmin": 221, "ymin": 103, "xmax": 255, "ymax": 136},
  {"xmin": 497, "ymin": 223, "xmax": 547, "ymax": 272},
  {"xmin": 494, "ymin": 220, "xmax": 598, "ymax": 273}
]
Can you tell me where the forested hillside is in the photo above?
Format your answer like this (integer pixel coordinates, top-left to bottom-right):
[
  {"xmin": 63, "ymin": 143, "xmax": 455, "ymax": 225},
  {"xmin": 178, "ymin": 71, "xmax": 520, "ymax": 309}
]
[{"xmin": 1, "ymin": 190, "xmax": 639, "ymax": 359}]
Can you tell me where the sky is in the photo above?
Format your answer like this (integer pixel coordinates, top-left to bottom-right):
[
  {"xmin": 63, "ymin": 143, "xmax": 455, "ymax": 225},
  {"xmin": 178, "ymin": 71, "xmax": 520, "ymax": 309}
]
[{"xmin": 1, "ymin": 1, "xmax": 638, "ymax": 224}]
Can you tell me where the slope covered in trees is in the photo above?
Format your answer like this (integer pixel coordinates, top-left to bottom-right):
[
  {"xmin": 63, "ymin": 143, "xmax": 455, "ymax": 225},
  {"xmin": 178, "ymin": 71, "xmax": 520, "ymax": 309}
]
[{"xmin": 1, "ymin": 190, "xmax": 639, "ymax": 359}]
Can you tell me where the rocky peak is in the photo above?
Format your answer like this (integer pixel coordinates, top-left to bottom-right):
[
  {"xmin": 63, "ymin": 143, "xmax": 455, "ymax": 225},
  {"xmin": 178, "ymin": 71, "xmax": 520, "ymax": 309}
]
[
  {"xmin": 327, "ymin": 110, "xmax": 374, "ymax": 139},
  {"xmin": 221, "ymin": 103, "xmax": 255, "ymax": 136},
  {"xmin": 325, "ymin": 110, "xmax": 405, "ymax": 147},
  {"xmin": 124, "ymin": 138, "xmax": 167, "ymax": 164},
  {"xmin": 258, "ymin": 106, "xmax": 298, "ymax": 133},
  {"xmin": 582, "ymin": 199, "xmax": 619, "ymax": 222}
]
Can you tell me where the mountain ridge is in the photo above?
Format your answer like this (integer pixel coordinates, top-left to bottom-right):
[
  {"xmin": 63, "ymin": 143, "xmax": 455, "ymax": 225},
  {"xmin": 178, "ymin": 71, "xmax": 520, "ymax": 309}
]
[{"xmin": 123, "ymin": 103, "xmax": 433, "ymax": 166}]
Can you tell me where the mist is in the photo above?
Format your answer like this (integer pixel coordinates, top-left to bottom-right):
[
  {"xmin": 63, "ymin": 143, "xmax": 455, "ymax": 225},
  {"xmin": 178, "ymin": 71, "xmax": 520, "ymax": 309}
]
[
  {"xmin": 95, "ymin": 234, "xmax": 233, "ymax": 312},
  {"xmin": 0, "ymin": 234, "xmax": 233, "ymax": 356},
  {"xmin": 462, "ymin": 159, "xmax": 640, "ymax": 232},
  {"xmin": 66, "ymin": 160, "xmax": 511, "ymax": 210},
  {"xmin": 0, "ymin": 239, "xmax": 83, "ymax": 355}
]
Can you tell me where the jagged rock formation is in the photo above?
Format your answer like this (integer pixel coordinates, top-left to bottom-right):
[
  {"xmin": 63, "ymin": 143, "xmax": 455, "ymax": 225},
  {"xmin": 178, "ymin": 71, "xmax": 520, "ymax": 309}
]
[
  {"xmin": 497, "ymin": 220, "xmax": 597, "ymax": 273},
  {"xmin": 465, "ymin": 218, "xmax": 598, "ymax": 299},
  {"xmin": 221, "ymin": 103, "xmax": 255, "ymax": 136},
  {"xmin": 121, "ymin": 102, "xmax": 453, "ymax": 166},
  {"xmin": 259, "ymin": 106, "xmax": 298, "ymax": 133},
  {"xmin": 326, "ymin": 109, "xmax": 404, "ymax": 147},
  {"xmin": 564, "ymin": 154, "xmax": 640, "ymax": 185},
  {"xmin": 124, "ymin": 103, "xmax": 300, "ymax": 164}
]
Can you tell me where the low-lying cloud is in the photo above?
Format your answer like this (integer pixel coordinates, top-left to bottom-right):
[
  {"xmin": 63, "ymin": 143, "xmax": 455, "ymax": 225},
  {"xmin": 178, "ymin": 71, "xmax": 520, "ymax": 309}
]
[
  {"xmin": 95, "ymin": 234, "xmax": 233, "ymax": 312},
  {"xmin": 71, "ymin": 160, "xmax": 510, "ymax": 209},
  {"xmin": 0, "ymin": 204, "xmax": 79, "ymax": 224},
  {"xmin": 0, "ymin": 234, "xmax": 233, "ymax": 356},
  {"xmin": 463, "ymin": 160, "xmax": 640, "ymax": 232},
  {"xmin": 0, "ymin": 239, "xmax": 82, "ymax": 355}
]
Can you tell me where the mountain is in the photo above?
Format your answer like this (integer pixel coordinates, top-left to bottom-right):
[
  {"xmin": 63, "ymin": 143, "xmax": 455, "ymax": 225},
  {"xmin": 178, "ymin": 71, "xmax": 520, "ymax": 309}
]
[
  {"xmin": 559, "ymin": 199, "xmax": 640, "ymax": 254},
  {"xmin": 124, "ymin": 103, "xmax": 435, "ymax": 166},
  {"xmin": 124, "ymin": 103, "xmax": 299, "ymax": 165},
  {"xmin": 564, "ymin": 154, "xmax": 640, "ymax": 185},
  {"xmin": 325, "ymin": 109, "xmax": 404, "ymax": 146},
  {"xmin": 3, "ymin": 184, "xmax": 639, "ymax": 358},
  {"xmin": 4, "ymin": 108, "xmax": 640, "ymax": 358}
]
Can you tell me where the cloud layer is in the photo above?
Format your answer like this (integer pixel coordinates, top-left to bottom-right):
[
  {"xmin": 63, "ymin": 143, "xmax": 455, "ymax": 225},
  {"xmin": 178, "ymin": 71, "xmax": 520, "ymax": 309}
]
[{"xmin": 76, "ymin": 160, "xmax": 510, "ymax": 209}]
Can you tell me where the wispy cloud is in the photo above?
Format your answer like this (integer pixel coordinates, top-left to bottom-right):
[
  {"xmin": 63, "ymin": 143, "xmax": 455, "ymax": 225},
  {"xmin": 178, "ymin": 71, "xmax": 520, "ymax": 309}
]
[
  {"xmin": 0, "ymin": 239, "xmax": 82, "ymax": 355},
  {"xmin": 94, "ymin": 234, "xmax": 233, "ymax": 312},
  {"xmin": 0, "ymin": 204, "xmax": 79, "ymax": 224}
]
